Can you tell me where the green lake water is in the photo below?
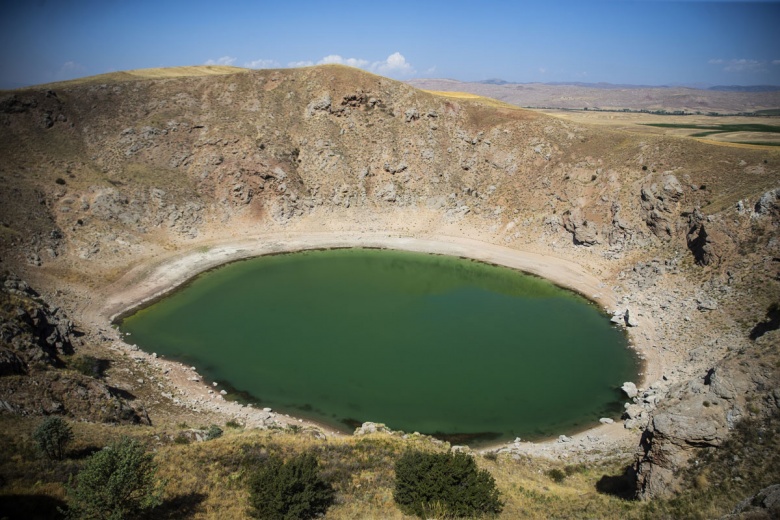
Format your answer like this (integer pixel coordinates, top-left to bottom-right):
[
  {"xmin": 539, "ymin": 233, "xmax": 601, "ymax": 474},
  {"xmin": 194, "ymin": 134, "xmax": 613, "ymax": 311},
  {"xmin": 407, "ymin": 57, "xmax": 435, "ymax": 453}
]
[{"xmin": 119, "ymin": 248, "xmax": 639, "ymax": 445}]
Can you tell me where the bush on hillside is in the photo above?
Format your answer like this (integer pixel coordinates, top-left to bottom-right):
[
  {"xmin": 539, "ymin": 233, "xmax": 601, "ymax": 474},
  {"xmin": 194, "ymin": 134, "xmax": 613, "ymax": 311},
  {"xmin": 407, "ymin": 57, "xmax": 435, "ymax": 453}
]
[
  {"xmin": 33, "ymin": 416, "xmax": 73, "ymax": 460},
  {"xmin": 205, "ymin": 425, "xmax": 223, "ymax": 440},
  {"xmin": 65, "ymin": 436, "xmax": 165, "ymax": 520},
  {"xmin": 247, "ymin": 452, "xmax": 335, "ymax": 520},
  {"xmin": 394, "ymin": 450, "xmax": 504, "ymax": 518}
]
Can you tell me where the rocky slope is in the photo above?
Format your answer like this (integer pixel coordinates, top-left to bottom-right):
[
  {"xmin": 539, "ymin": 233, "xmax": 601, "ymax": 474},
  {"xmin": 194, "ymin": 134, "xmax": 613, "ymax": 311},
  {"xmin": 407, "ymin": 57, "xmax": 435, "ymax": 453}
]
[{"xmin": 0, "ymin": 64, "xmax": 778, "ymax": 501}]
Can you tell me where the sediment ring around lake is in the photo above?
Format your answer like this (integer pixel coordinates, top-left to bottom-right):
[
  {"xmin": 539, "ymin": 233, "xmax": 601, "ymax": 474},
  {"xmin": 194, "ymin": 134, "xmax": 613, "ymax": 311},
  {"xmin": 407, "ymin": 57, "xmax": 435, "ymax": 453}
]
[{"xmin": 94, "ymin": 232, "xmax": 659, "ymax": 447}]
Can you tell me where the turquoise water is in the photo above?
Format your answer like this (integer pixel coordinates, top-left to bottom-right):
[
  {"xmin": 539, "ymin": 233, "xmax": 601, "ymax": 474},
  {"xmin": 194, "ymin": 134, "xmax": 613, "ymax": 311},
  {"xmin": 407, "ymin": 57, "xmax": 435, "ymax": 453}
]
[{"xmin": 120, "ymin": 248, "xmax": 638, "ymax": 445}]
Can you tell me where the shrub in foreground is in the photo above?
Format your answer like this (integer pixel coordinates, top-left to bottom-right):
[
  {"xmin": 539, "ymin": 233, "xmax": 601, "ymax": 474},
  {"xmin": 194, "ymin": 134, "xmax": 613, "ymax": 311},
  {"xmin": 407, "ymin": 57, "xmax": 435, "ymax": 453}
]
[
  {"xmin": 394, "ymin": 450, "xmax": 503, "ymax": 518},
  {"xmin": 247, "ymin": 452, "xmax": 335, "ymax": 520},
  {"xmin": 33, "ymin": 416, "xmax": 73, "ymax": 460},
  {"xmin": 66, "ymin": 436, "xmax": 165, "ymax": 520}
]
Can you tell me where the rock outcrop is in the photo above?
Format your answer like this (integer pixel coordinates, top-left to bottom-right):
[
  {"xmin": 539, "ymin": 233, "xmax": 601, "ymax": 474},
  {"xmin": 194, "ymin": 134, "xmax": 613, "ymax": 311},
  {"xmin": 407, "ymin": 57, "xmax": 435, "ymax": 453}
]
[
  {"xmin": 724, "ymin": 484, "xmax": 780, "ymax": 519},
  {"xmin": 1, "ymin": 273, "xmax": 74, "ymax": 368},
  {"xmin": 635, "ymin": 357, "xmax": 778, "ymax": 499},
  {"xmin": 640, "ymin": 175, "xmax": 684, "ymax": 239},
  {"xmin": 0, "ymin": 273, "xmax": 147, "ymax": 424},
  {"xmin": 686, "ymin": 210, "xmax": 732, "ymax": 267}
]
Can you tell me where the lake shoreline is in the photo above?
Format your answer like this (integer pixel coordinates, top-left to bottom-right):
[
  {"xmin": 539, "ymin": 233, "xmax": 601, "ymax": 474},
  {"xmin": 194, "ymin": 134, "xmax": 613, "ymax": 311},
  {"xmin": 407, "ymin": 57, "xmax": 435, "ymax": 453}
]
[{"xmin": 84, "ymin": 231, "xmax": 659, "ymax": 453}]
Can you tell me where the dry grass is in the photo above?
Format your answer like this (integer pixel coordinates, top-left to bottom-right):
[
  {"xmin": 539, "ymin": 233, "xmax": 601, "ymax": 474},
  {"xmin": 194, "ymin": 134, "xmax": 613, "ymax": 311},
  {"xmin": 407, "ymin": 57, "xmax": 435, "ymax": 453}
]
[
  {"xmin": 2, "ymin": 412, "xmax": 778, "ymax": 519},
  {"xmin": 422, "ymin": 90, "xmax": 525, "ymax": 111},
  {"xmin": 29, "ymin": 65, "xmax": 248, "ymax": 90},
  {"xmin": 0, "ymin": 415, "xmax": 641, "ymax": 519},
  {"xmin": 538, "ymin": 109, "xmax": 780, "ymax": 149}
]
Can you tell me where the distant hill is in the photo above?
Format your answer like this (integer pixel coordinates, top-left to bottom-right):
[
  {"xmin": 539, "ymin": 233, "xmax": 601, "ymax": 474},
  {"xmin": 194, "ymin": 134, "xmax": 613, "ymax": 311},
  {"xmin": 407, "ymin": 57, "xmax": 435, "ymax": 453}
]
[
  {"xmin": 478, "ymin": 78, "xmax": 512, "ymax": 85},
  {"xmin": 408, "ymin": 78, "xmax": 780, "ymax": 114},
  {"xmin": 708, "ymin": 85, "xmax": 780, "ymax": 93}
]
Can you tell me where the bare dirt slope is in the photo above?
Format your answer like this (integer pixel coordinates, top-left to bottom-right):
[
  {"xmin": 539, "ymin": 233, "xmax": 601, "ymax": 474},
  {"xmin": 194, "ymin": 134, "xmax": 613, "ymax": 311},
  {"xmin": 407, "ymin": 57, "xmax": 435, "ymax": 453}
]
[{"xmin": 1, "ymin": 64, "xmax": 779, "ymax": 501}]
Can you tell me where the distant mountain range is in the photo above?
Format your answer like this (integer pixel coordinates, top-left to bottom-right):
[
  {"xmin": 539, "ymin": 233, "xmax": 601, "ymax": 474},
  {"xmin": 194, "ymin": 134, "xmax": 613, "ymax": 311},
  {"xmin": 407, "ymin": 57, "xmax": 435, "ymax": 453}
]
[
  {"xmin": 408, "ymin": 78, "xmax": 780, "ymax": 114},
  {"xmin": 474, "ymin": 79, "xmax": 780, "ymax": 93}
]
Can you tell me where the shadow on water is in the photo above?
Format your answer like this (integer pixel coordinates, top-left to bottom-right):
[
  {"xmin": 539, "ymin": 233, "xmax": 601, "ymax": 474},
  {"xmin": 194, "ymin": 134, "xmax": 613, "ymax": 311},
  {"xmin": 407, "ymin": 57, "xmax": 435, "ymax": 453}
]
[
  {"xmin": 596, "ymin": 465, "xmax": 638, "ymax": 500},
  {"xmin": 341, "ymin": 418, "xmax": 364, "ymax": 430},
  {"xmin": 427, "ymin": 431, "xmax": 503, "ymax": 445},
  {"xmin": 0, "ymin": 494, "xmax": 67, "ymax": 519}
]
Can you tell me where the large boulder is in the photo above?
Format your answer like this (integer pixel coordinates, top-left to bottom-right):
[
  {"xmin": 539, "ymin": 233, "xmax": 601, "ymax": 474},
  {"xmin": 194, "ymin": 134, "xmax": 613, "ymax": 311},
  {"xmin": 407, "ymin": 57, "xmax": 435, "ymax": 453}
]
[
  {"xmin": 562, "ymin": 207, "xmax": 600, "ymax": 246},
  {"xmin": 1, "ymin": 273, "xmax": 75, "ymax": 369},
  {"xmin": 635, "ymin": 364, "xmax": 757, "ymax": 499},
  {"xmin": 686, "ymin": 211, "xmax": 732, "ymax": 267},
  {"xmin": 724, "ymin": 484, "xmax": 780, "ymax": 519}
]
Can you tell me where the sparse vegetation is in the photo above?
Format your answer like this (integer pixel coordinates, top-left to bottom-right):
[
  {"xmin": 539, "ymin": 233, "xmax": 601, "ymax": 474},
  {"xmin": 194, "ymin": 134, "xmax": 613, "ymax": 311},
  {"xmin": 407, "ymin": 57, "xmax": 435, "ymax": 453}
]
[
  {"xmin": 394, "ymin": 450, "xmax": 504, "ymax": 518},
  {"xmin": 643, "ymin": 123, "xmax": 780, "ymax": 136},
  {"xmin": 69, "ymin": 355, "xmax": 109, "ymax": 379},
  {"xmin": 65, "ymin": 436, "xmax": 165, "ymax": 520},
  {"xmin": 247, "ymin": 452, "xmax": 335, "ymax": 520},
  {"xmin": 33, "ymin": 417, "xmax": 73, "ymax": 460},
  {"xmin": 546, "ymin": 468, "xmax": 566, "ymax": 483},
  {"xmin": 205, "ymin": 425, "xmax": 223, "ymax": 440}
]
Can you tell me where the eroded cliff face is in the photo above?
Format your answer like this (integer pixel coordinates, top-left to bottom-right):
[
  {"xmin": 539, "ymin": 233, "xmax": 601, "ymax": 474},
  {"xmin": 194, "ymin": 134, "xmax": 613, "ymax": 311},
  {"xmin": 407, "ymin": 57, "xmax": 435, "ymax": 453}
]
[
  {"xmin": 0, "ymin": 273, "xmax": 147, "ymax": 423},
  {"xmin": 0, "ymin": 65, "xmax": 778, "ymax": 499}
]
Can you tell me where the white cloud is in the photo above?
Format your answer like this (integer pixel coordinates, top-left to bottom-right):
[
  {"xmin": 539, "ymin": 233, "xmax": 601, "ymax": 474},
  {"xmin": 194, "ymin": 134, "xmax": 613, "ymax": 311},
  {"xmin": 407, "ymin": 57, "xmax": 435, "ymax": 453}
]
[
  {"xmin": 724, "ymin": 59, "xmax": 764, "ymax": 72},
  {"xmin": 425, "ymin": 66, "xmax": 437, "ymax": 75},
  {"xmin": 245, "ymin": 59, "xmax": 280, "ymax": 69},
  {"xmin": 539, "ymin": 67, "xmax": 547, "ymax": 75},
  {"xmin": 773, "ymin": 60, "xmax": 780, "ymax": 66},
  {"xmin": 709, "ymin": 58, "xmax": 768, "ymax": 73},
  {"xmin": 55, "ymin": 61, "xmax": 86, "ymax": 81},
  {"xmin": 316, "ymin": 55, "xmax": 370, "ymax": 68},
  {"xmin": 370, "ymin": 52, "xmax": 415, "ymax": 77},
  {"xmin": 205, "ymin": 56, "xmax": 237, "ymax": 66},
  {"xmin": 286, "ymin": 52, "xmax": 416, "ymax": 78}
]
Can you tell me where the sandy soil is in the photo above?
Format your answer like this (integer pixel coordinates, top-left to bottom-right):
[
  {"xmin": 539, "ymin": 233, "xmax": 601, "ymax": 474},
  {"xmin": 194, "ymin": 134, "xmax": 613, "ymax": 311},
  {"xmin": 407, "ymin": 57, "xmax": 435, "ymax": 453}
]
[{"xmin": 81, "ymin": 231, "xmax": 660, "ymax": 457}]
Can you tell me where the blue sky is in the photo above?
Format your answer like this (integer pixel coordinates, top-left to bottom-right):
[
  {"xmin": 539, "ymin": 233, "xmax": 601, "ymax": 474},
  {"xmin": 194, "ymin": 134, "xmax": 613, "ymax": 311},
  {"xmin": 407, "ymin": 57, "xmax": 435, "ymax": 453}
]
[{"xmin": 1, "ymin": 0, "xmax": 778, "ymax": 89}]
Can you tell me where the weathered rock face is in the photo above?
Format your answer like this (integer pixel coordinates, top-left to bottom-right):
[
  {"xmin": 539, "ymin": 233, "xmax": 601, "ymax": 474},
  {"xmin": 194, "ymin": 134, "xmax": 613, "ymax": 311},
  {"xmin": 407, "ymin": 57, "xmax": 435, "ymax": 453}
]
[
  {"xmin": 1, "ymin": 273, "xmax": 74, "ymax": 368},
  {"xmin": 635, "ymin": 357, "xmax": 778, "ymax": 499},
  {"xmin": 0, "ymin": 274, "xmax": 147, "ymax": 424},
  {"xmin": 754, "ymin": 187, "xmax": 779, "ymax": 216},
  {"xmin": 640, "ymin": 175, "xmax": 684, "ymax": 239},
  {"xmin": 562, "ymin": 207, "xmax": 600, "ymax": 246},
  {"xmin": 686, "ymin": 210, "xmax": 733, "ymax": 267},
  {"xmin": 724, "ymin": 483, "xmax": 780, "ymax": 519}
]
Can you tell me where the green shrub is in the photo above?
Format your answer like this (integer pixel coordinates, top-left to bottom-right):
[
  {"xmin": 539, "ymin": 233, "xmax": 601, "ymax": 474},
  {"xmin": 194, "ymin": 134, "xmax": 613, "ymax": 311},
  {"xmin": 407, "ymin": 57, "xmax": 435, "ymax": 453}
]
[
  {"xmin": 70, "ymin": 355, "xmax": 108, "ymax": 379},
  {"xmin": 547, "ymin": 468, "xmax": 566, "ymax": 483},
  {"xmin": 65, "ymin": 436, "xmax": 165, "ymax": 520},
  {"xmin": 225, "ymin": 419, "xmax": 243, "ymax": 429},
  {"xmin": 247, "ymin": 452, "xmax": 335, "ymax": 520},
  {"xmin": 393, "ymin": 450, "xmax": 504, "ymax": 518},
  {"xmin": 33, "ymin": 417, "xmax": 73, "ymax": 460},
  {"xmin": 205, "ymin": 425, "xmax": 223, "ymax": 440}
]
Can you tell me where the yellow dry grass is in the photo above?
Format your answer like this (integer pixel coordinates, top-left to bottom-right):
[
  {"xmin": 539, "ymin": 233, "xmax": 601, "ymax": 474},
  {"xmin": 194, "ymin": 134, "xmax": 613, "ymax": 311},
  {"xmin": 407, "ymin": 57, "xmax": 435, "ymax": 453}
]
[
  {"xmin": 122, "ymin": 65, "xmax": 248, "ymax": 79},
  {"xmin": 422, "ymin": 90, "xmax": 523, "ymax": 110},
  {"xmin": 0, "ymin": 414, "xmax": 646, "ymax": 520},
  {"xmin": 30, "ymin": 65, "xmax": 249, "ymax": 89}
]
